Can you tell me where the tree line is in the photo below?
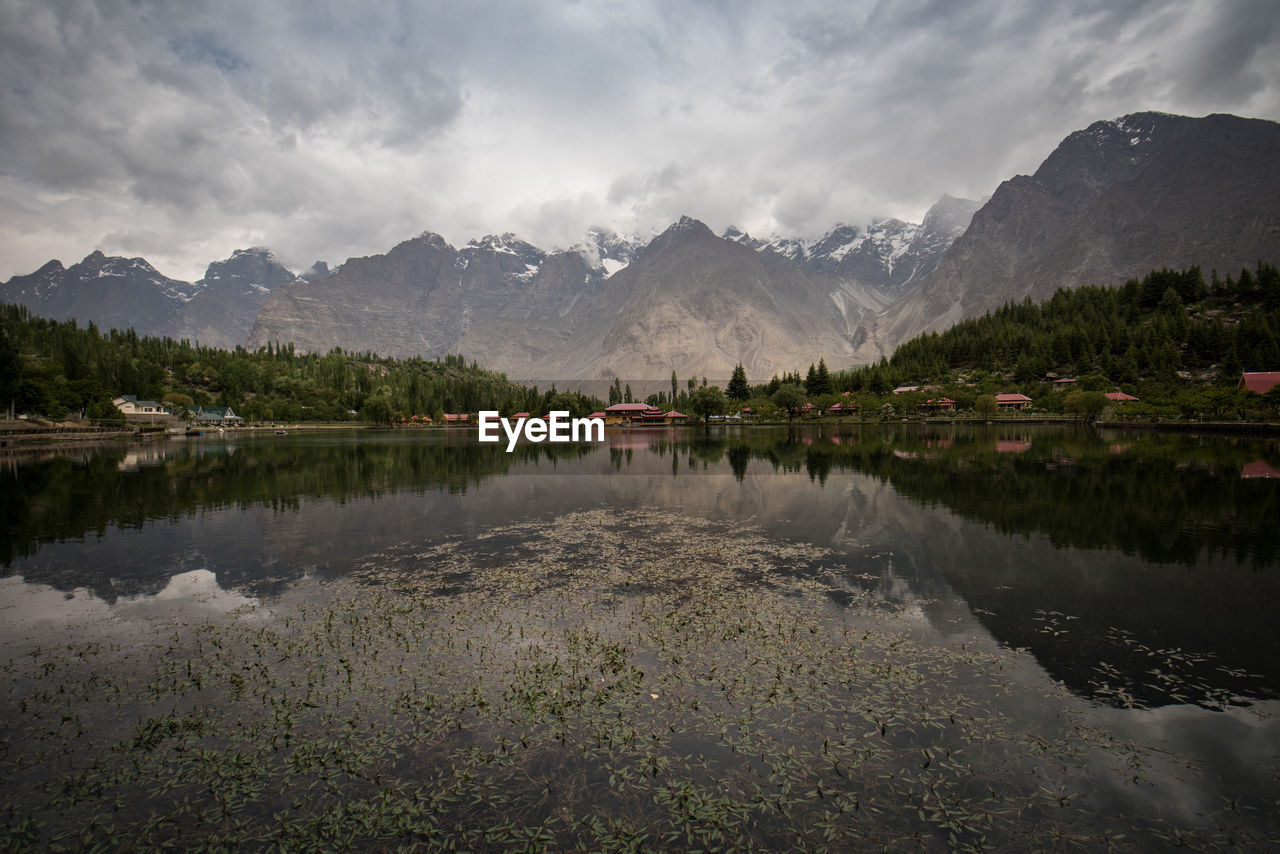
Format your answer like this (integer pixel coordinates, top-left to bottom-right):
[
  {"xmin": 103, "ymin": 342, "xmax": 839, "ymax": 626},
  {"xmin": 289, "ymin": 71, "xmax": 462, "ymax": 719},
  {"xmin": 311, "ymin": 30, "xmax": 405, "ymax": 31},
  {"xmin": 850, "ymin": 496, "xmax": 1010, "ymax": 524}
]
[
  {"xmin": 0, "ymin": 304, "xmax": 601, "ymax": 424},
  {"xmin": 694, "ymin": 264, "xmax": 1280, "ymax": 422},
  {"xmin": 845, "ymin": 264, "xmax": 1279, "ymax": 395},
  {"xmin": 5, "ymin": 262, "xmax": 1278, "ymax": 427}
]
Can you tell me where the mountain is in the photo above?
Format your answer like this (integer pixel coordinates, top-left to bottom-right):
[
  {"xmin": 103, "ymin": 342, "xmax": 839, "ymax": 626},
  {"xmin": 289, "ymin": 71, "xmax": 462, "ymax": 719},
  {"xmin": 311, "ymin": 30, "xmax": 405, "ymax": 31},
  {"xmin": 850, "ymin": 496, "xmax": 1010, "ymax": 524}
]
[
  {"xmin": 578, "ymin": 227, "xmax": 643, "ymax": 276},
  {"xmin": 0, "ymin": 250, "xmax": 199, "ymax": 335},
  {"xmin": 247, "ymin": 232, "xmax": 609, "ymax": 366},
  {"xmin": 802, "ymin": 219, "xmax": 920, "ymax": 283},
  {"xmin": 170, "ymin": 248, "xmax": 302, "ymax": 349},
  {"xmin": 882, "ymin": 112, "xmax": 1280, "ymax": 347},
  {"xmin": 0, "ymin": 247, "xmax": 298, "ymax": 348},
  {"xmin": 898, "ymin": 195, "xmax": 985, "ymax": 286},
  {"xmin": 512, "ymin": 216, "xmax": 861, "ymax": 382},
  {"xmin": 723, "ymin": 196, "xmax": 979, "ymax": 293},
  {"xmin": 300, "ymin": 261, "xmax": 333, "ymax": 282},
  {"xmin": 8, "ymin": 111, "xmax": 1276, "ymax": 381},
  {"xmin": 1, "ymin": 200, "xmax": 972, "ymax": 382},
  {"xmin": 246, "ymin": 213, "xmax": 949, "ymax": 383}
]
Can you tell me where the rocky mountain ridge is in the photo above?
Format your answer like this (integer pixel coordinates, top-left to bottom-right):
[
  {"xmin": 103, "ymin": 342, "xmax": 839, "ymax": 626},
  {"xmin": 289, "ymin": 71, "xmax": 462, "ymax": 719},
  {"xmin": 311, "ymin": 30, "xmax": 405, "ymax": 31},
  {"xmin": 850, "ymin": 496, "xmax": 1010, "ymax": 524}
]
[
  {"xmin": 242, "ymin": 203, "xmax": 974, "ymax": 380},
  {"xmin": 0, "ymin": 251, "xmax": 200, "ymax": 336},
  {"xmin": 3, "ymin": 206, "xmax": 961, "ymax": 378},
  {"xmin": 881, "ymin": 112, "xmax": 1280, "ymax": 349},
  {"xmin": 173, "ymin": 248, "xmax": 304, "ymax": 350},
  {"xmin": 4, "ymin": 111, "xmax": 1277, "ymax": 381}
]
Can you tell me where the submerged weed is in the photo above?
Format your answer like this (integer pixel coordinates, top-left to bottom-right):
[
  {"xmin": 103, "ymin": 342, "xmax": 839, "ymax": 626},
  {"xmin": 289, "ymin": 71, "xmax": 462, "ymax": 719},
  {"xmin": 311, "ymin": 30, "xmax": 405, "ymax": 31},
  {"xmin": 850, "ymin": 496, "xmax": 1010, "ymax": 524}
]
[{"xmin": 2, "ymin": 510, "xmax": 1276, "ymax": 851}]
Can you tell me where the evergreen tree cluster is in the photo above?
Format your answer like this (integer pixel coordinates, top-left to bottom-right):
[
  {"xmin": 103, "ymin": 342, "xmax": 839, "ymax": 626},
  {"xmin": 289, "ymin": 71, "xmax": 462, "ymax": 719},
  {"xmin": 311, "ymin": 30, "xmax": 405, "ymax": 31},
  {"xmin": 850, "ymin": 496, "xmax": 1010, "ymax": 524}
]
[
  {"xmin": 842, "ymin": 264, "xmax": 1280, "ymax": 395},
  {"xmin": 0, "ymin": 304, "xmax": 597, "ymax": 424}
]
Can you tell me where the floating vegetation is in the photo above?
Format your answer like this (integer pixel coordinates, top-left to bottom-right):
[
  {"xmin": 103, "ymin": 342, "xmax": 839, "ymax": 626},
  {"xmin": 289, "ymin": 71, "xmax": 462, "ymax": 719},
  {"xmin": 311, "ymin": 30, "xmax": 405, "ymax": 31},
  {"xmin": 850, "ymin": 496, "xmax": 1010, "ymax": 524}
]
[
  {"xmin": 1084, "ymin": 627, "xmax": 1269, "ymax": 710},
  {"xmin": 2, "ymin": 510, "xmax": 1277, "ymax": 851}
]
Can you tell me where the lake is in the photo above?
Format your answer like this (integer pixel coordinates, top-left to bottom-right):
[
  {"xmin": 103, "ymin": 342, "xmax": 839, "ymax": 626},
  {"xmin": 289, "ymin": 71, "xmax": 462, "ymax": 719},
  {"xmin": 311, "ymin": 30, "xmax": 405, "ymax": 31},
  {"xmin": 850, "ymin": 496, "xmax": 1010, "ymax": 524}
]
[{"xmin": 2, "ymin": 425, "xmax": 1278, "ymax": 850}]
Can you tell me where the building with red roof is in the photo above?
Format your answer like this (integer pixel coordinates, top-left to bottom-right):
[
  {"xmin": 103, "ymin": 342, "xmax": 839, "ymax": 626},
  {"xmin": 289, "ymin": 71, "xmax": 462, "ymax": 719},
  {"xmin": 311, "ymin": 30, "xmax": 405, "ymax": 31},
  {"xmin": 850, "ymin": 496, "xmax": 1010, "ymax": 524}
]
[
  {"xmin": 603, "ymin": 402, "xmax": 656, "ymax": 424},
  {"xmin": 1238, "ymin": 372, "xmax": 1280, "ymax": 394},
  {"xmin": 1242, "ymin": 460, "xmax": 1280, "ymax": 479},
  {"xmin": 602, "ymin": 402, "xmax": 685, "ymax": 426},
  {"xmin": 995, "ymin": 393, "xmax": 1032, "ymax": 410},
  {"xmin": 1104, "ymin": 392, "xmax": 1139, "ymax": 402}
]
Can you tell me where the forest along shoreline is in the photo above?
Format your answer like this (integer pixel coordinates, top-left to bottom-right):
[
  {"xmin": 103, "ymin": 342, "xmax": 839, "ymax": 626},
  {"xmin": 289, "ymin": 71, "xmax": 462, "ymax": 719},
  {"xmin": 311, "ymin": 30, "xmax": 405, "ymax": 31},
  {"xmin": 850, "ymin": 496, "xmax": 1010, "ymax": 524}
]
[{"xmin": 7, "ymin": 416, "xmax": 1280, "ymax": 460}]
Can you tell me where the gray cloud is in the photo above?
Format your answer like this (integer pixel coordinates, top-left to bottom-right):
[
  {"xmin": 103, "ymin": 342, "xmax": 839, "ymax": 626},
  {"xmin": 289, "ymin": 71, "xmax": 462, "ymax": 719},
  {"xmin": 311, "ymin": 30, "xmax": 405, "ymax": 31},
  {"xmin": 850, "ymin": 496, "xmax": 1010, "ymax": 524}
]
[
  {"xmin": 1, "ymin": 0, "xmax": 1278, "ymax": 282},
  {"xmin": 1173, "ymin": 0, "xmax": 1277, "ymax": 106}
]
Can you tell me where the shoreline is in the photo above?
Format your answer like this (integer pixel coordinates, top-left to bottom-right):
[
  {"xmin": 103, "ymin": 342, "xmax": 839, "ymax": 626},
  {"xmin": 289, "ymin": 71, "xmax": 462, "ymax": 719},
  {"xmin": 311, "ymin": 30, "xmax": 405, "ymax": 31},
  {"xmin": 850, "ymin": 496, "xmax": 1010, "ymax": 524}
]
[{"xmin": 6, "ymin": 415, "xmax": 1280, "ymax": 457}]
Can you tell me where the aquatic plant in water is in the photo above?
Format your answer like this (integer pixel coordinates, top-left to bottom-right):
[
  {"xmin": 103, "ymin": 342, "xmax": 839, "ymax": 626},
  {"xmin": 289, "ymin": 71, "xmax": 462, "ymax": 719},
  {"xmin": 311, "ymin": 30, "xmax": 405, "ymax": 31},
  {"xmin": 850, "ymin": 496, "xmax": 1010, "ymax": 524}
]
[{"xmin": 2, "ymin": 510, "xmax": 1275, "ymax": 851}]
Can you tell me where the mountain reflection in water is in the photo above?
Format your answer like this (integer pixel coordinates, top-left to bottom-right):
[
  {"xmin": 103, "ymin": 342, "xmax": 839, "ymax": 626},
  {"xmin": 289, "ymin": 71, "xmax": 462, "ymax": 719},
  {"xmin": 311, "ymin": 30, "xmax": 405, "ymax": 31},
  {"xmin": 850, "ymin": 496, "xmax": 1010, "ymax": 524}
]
[{"xmin": 2, "ymin": 424, "xmax": 1277, "ymax": 709}]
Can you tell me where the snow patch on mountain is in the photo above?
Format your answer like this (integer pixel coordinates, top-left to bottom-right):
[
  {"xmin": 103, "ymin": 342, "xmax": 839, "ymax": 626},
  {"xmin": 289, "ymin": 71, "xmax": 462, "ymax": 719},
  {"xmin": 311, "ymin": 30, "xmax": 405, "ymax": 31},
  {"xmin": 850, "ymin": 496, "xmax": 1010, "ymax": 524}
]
[{"xmin": 576, "ymin": 227, "xmax": 641, "ymax": 276}]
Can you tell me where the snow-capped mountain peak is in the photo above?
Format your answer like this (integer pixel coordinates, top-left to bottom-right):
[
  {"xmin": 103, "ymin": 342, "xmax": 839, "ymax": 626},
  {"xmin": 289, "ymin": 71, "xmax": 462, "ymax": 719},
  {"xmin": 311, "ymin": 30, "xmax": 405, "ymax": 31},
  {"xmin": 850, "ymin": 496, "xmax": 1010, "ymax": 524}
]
[
  {"xmin": 723, "ymin": 197, "xmax": 977, "ymax": 291},
  {"xmin": 576, "ymin": 227, "xmax": 642, "ymax": 277}
]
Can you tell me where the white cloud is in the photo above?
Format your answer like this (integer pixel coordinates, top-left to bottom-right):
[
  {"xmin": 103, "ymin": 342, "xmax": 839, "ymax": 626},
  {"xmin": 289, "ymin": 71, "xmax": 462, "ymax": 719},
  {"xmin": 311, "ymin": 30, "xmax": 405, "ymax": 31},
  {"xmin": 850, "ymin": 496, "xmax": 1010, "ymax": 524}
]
[{"xmin": 1, "ymin": 0, "xmax": 1277, "ymax": 282}]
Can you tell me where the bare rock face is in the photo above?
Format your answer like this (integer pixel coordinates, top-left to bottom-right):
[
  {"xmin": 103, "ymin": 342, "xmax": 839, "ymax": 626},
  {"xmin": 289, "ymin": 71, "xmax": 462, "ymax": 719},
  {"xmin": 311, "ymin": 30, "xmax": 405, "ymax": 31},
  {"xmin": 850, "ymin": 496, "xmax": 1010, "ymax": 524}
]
[
  {"xmin": 520, "ymin": 217, "xmax": 859, "ymax": 382},
  {"xmin": 248, "ymin": 232, "xmax": 608, "ymax": 367},
  {"xmin": 170, "ymin": 248, "xmax": 301, "ymax": 349},
  {"xmin": 1, "ymin": 201, "xmax": 973, "ymax": 381},
  {"xmin": 882, "ymin": 112, "xmax": 1280, "ymax": 345},
  {"xmin": 247, "ymin": 216, "xmax": 877, "ymax": 383},
  {"xmin": 248, "ymin": 233, "xmax": 459, "ymax": 358},
  {"xmin": 899, "ymin": 195, "xmax": 983, "ymax": 288}
]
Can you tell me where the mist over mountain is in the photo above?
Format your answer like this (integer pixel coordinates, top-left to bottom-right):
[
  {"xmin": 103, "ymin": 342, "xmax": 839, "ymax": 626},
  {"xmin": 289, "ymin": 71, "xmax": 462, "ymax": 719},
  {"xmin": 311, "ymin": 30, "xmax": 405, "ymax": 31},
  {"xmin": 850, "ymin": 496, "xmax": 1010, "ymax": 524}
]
[
  {"xmin": 3, "ymin": 112, "xmax": 1277, "ymax": 383},
  {"xmin": 728, "ymin": 194, "xmax": 980, "ymax": 293},
  {"xmin": 300, "ymin": 261, "xmax": 333, "ymax": 283}
]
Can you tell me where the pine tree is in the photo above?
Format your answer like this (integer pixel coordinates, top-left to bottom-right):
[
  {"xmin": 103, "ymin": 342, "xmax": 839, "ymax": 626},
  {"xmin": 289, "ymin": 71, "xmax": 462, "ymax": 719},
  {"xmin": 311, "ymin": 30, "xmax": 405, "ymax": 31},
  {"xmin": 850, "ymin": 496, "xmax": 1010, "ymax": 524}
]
[
  {"xmin": 727, "ymin": 363, "xmax": 749, "ymax": 400},
  {"xmin": 804, "ymin": 363, "xmax": 819, "ymax": 395},
  {"xmin": 813, "ymin": 359, "xmax": 832, "ymax": 396}
]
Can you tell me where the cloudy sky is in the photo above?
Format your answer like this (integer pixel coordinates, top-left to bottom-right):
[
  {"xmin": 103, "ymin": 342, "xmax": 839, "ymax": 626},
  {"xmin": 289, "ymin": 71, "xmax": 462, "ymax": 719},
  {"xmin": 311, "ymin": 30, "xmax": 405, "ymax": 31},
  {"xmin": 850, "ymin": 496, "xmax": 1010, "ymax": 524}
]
[{"xmin": 2, "ymin": 0, "xmax": 1278, "ymax": 282}]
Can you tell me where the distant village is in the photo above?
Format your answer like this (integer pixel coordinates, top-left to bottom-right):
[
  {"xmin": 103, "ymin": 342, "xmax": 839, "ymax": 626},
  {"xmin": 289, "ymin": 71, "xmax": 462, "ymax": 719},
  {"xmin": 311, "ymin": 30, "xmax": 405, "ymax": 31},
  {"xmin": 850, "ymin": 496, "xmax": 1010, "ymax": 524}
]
[{"xmin": 104, "ymin": 371, "xmax": 1280, "ymax": 429}]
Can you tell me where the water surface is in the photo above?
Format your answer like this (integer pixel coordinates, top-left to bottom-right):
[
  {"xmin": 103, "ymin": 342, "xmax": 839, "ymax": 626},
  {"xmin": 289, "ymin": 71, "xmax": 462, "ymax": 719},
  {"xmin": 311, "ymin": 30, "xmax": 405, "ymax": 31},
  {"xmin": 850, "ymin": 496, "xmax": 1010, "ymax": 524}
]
[{"xmin": 2, "ymin": 425, "xmax": 1278, "ymax": 849}]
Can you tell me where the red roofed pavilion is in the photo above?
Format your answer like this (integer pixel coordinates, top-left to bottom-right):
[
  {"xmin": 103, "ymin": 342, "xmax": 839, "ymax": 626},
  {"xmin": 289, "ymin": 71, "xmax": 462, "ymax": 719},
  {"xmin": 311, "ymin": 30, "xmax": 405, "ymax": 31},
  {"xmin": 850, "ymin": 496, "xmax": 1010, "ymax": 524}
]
[{"xmin": 603, "ymin": 402, "xmax": 656, "ymax": 424}]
